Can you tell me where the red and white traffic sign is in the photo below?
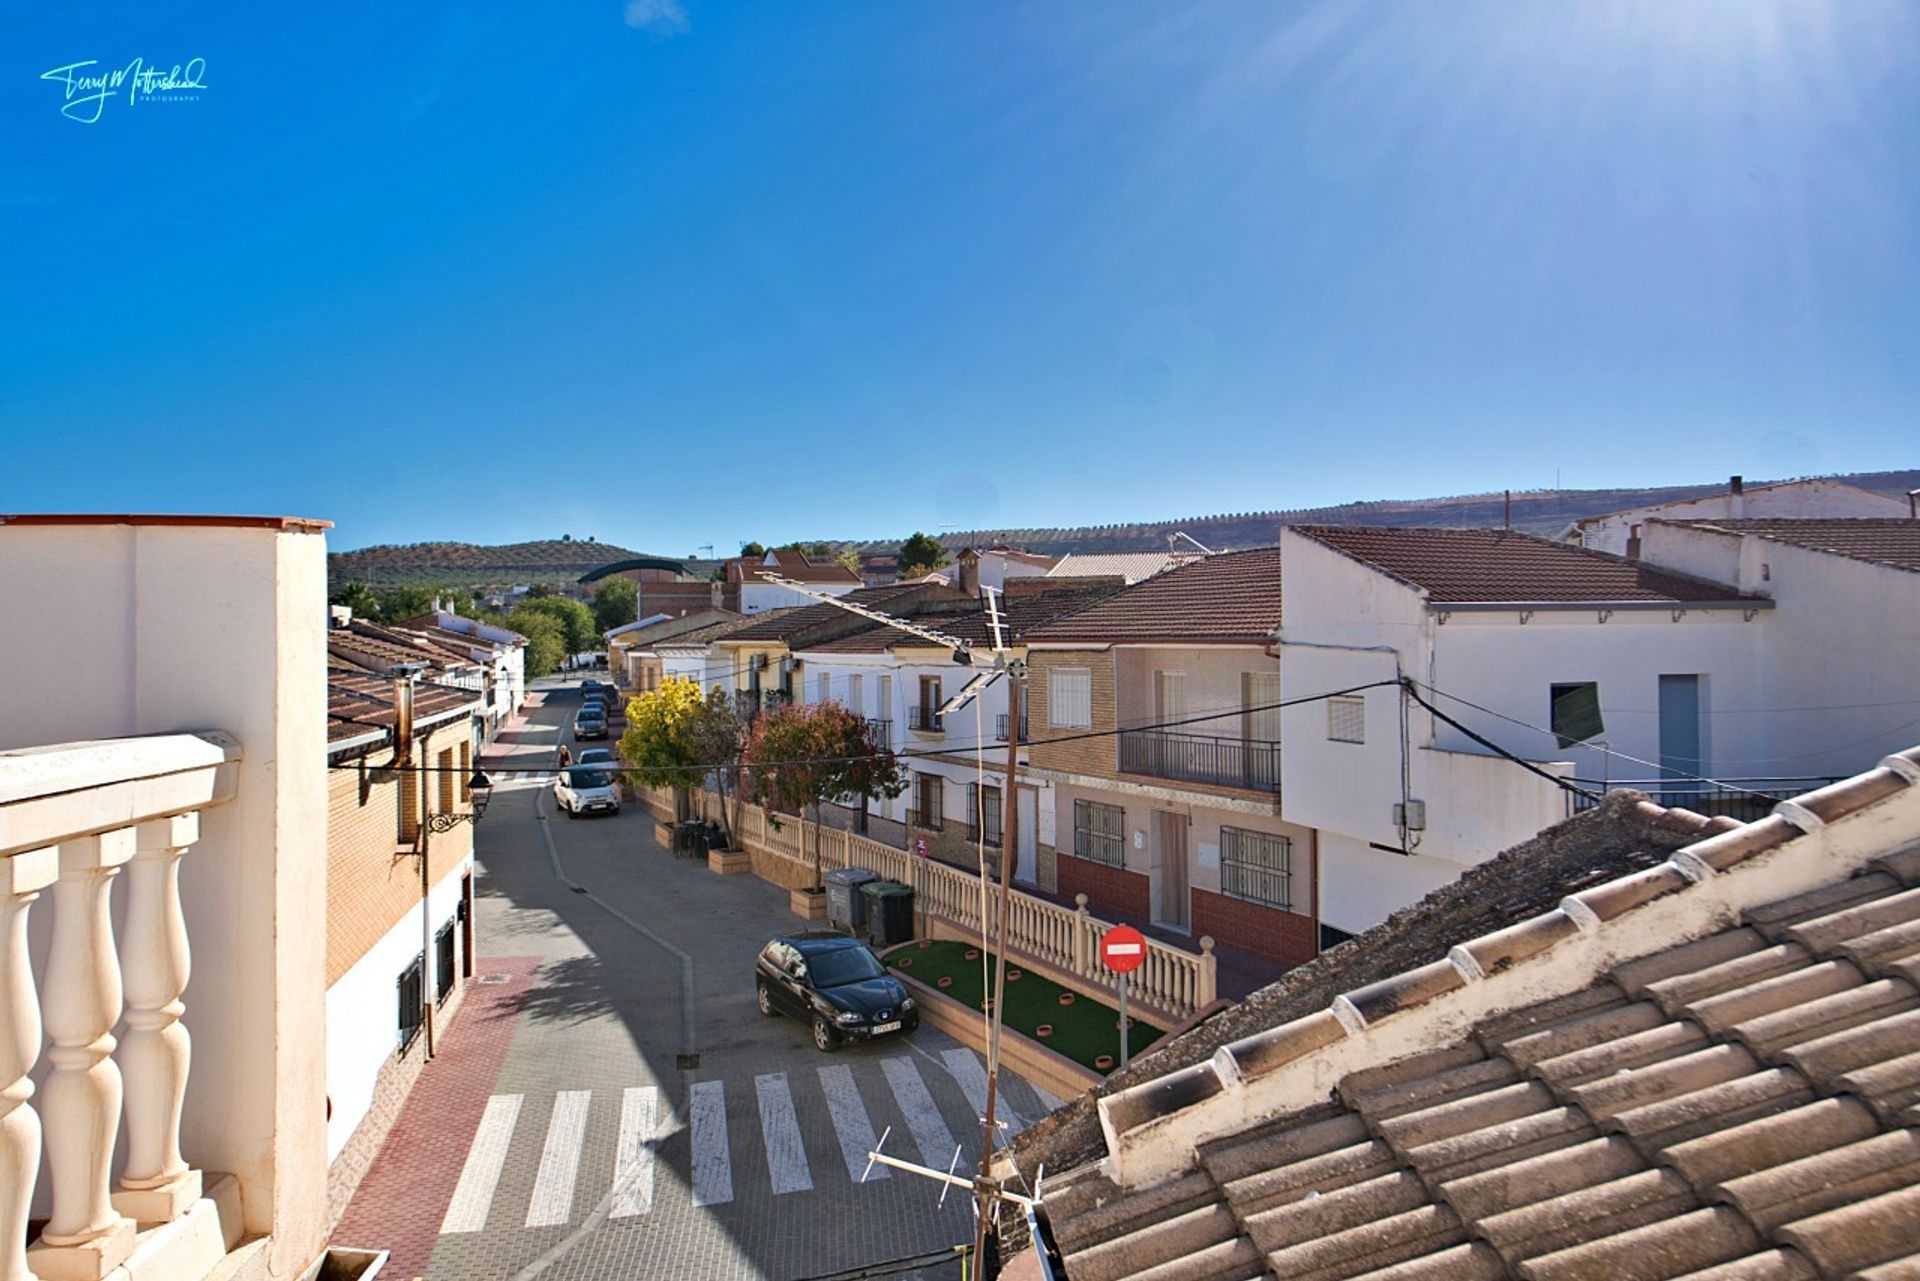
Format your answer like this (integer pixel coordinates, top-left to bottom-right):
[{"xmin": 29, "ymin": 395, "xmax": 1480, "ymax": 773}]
[{"xmin": 1099, "ymin": 924, "xmax": 1147, "ymax": 974}]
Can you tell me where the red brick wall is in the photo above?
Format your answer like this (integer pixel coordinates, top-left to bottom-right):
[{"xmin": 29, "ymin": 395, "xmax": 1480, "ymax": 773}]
[
  {"xmin": 1056, "ymin": 854, "xmax": 1150, "ymax": 921},
  {"xmin": 1191, "ymin": 888, "xmax": 1317, "ymax": 967}
]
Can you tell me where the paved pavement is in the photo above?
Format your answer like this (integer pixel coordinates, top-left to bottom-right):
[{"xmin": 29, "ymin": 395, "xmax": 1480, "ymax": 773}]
[{"xmin": 334, "ymin": 681, "xmax": 1060, "ymax": 1281}]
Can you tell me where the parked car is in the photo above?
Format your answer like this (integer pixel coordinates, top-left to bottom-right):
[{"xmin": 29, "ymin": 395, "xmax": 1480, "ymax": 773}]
[
  {"xmin": 574, "ymin": 707, "xmax": 608, "ymax": 740},
  {"xmin": 576, "ymin": 748, "xmax": 616, "ymax": 767},
  {"xmin": 754, "ymin": 934, "xmax": 916, "ymax": 1052},
  {"xmin": 553, "ymin": 766, "xmax": 620, "ymax": 818},
  {"xmin": 580, "ymin": 679, "xmax": 612, "ymax": 704}
]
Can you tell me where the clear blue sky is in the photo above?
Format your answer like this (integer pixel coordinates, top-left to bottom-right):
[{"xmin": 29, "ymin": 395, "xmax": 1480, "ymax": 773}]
[{"xmin": 6, "ymin": 2, "xmax": 1916, "ymax": 555}]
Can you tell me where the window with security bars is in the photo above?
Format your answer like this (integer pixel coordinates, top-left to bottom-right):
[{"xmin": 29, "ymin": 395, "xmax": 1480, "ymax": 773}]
[
  {"xmin": 435, "ymin": 920, "xmax": 457, "ymax": 1002},
  {"xmin": 1326, "ymin": 695, "xmax": 1366, "ymax": 744},
  {"xmin": 966, "ymin": 784, "xmax": 1003, "ymax": 846},
  {"xmin": 1221, "ymin": 827, "xmax": 1292, "ymax": 910},
  {"xmin": 438, "ymin": 747, "xmax": 456, "ymax": 814},
  {"xmin": 914, "ymin": 774, "xmax": 944, "ymax": 829},
  {"xmin": 1073, "ymin": 800, "xmax": 1125, "ymax": 866},
  {"xmin": 397, "ymin": 954, "xmax": 424, "ymax": 1051}
]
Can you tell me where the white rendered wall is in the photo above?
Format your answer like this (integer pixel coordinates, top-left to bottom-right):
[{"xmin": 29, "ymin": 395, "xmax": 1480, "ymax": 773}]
[
  {"xmin": 741, "ymin": 581, "xmax": 856, "ymax": 613},
  {"xmin": 1315, "ymin": 832, "xmax": 1468, "ymax": 936},
  {"xmin": 325, "ymin": 856, "xmax": 470, "ymax": 1161},
  {"xmin": 1576, "ymin": 480, "xmax": 1904, "ymax": 555}
]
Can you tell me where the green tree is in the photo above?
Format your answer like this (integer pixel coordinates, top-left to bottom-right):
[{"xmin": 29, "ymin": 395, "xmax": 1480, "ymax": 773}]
[
  {"xmin": 745, "ymin": 702, "xmax": 906, "ymax": 892},
  {"xmin": 740, "ymin": 541, "xmax": 767, "ymax": 558},
  {"xmin": 897, "ymin": 531, "xmax": 950, "ymax": 580},
  {"xmin": 519, "ymin": 596, "xmax": 597, "ymax": 656},
  {"xmin": 618, "ymin": 677, "xmax": 712, "ymax": 820},
  {"xmin": 505, "ymin": 608, "xmax": 567, "ymax": 678},
  {"xmin": 833, "ymin": 546, "xmax": 862, "ymax": 575},
  {"xmin": 331, "ymin": 582, "xmax": 380, "ymax": 618},
  {"xmin": 592, "ymin": 578, "xmax": 640, "ymax": 633}
]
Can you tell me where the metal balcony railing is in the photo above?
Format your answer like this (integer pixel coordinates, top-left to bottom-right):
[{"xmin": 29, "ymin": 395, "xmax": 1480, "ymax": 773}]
[
  {"xmin": 867, "ymin": 718, "xmax": 892, "ymax": 750},
  {"xmin": 1119, "ymin": 729, "xmax": 1282, "ymax": 793},
  {"xmin": 908, "ymin": 706, "xmax": 944, "ymax": 733},
  {"xmin": 994, "ymin": 713, "xmax": 1030, "ymax": 742},
  {"xmin": 1569, "ymin": 776, "xmax": 1840, "ymax": 822}
]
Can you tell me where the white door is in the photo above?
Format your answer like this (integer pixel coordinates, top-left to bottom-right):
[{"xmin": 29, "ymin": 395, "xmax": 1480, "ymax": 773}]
[
  {"xmin": 1016, "ymin": 789, "xmax": 1037, "ymax": 885},
  {"xmin": 849, "ymin": 673, "xmax": 865, "ymax": 717}
]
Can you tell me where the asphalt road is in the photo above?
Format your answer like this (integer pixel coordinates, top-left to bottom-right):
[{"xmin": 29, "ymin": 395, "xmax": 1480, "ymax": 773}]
[{"xmin": 422, "ymin": 681, "xmax": 1058, "ymax": 1281}]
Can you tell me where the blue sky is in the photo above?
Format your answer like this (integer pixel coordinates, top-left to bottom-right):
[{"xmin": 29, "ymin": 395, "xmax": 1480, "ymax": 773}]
[{"xmin": 5, "ymin": 2, "xmax": 1916, "ymax": 555}]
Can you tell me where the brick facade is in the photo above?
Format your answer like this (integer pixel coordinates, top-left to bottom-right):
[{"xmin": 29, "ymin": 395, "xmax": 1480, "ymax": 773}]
[
  {"xmin": 1026, "ymin": 649, "xmax": 1119, "ymax": 780},
  {"xmin": 1055, "ymin": 850, "xmax": 1150, "ymax": 920},
  {"xmin": 1191, "ymin": 887, "xmax": 1317, "ymax": 967},
  {"xmin": 326, "ymin": 721, "xmax": 473, "ymax": 986}
]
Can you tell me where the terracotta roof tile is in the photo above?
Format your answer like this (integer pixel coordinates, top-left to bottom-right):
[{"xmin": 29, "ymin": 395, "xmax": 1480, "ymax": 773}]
[
  {"xmin": 1037, "ymin": 767, "xmax": 1920, "ymax": 1281},
  {"xmin": 1292, "ymin": 525, "xmax": 1763, "ymax": 604},
  {"xmin": 1024, "ymin": 548, "xmax": 1283, "ymax": 645},
  {"xmin": 1668, "ymin": 518, "xmax": 1920, "ymax": 573},
  {"xmin": 327, "ymin": 661, "xmax": 476, "ymax": 744}
]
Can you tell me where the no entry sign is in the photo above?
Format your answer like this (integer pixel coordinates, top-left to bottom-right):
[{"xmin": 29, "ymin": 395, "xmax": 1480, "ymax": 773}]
[{"xmin": 1100, "ymin": 924, "xmax": 1147, "ymax": 974}]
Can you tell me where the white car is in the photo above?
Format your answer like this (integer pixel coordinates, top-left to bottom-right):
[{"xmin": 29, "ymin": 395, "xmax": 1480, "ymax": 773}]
[{"xmin": 554, "ymin": 766, "xmax": 621, "ymax": 818}]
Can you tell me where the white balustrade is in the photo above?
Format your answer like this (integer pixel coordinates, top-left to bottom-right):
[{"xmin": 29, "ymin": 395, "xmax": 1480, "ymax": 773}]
[
  {"xmin": 114, "ymin": 815, "xmax": 202, "ymax": 1224},
  {"xmin": 38, "ymin": 831, "xmax": 139, "ymax": 1277},
  {"xmin": 1, "ymin": 847, "xmax": 57, "ymax": 1281}
]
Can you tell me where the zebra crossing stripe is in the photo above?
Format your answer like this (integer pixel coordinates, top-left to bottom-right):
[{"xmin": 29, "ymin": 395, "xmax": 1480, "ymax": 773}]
[
  {"xmin": 941, "ymin": 1048, "xmax": 1029, "ymax": 1139},
  {"xmin": 689, "ymin": 1079, "xmax": 733, "ymax": 1206},
  {"xmin": 611, "ymin": 1086, "xmax": 659, "ymax": 1218},
  {"xmin": 526, "ymin": 1090, "xmax": 592, "ymax": 1227},
  {"xmin": 817, "ymin": 1064, "xmax": 887, "ymax": 1182},
  {"xmin": 754, "ymin": 1072, "xmax": 814, "ymax": 1195},
  {"xmin": 441, "ymin": 1093, "xmax": 522, "ymax": 1233},
  {"xmin": 881, "ymin": 1056, "xmax": 956, "ymax": 1168}
]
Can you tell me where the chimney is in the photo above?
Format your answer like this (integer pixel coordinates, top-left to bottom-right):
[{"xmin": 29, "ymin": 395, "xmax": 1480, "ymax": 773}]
[
  {"xmin": 1729, "ymin": 475, "xmax": 1745, "ymax": 519},
  {"xmin": 958, "ymin": 549, "xmax": 981, "ymax": 597}
]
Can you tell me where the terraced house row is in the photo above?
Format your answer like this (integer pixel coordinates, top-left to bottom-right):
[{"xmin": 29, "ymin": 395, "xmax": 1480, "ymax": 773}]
[{"xmin": 612, "ymin": 518, "xmax": 1920, "ymax": 991}]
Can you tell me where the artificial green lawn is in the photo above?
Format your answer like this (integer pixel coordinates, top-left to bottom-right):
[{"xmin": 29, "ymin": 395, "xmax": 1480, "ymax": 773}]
[{"xmin": 886, "ymin": 939, "xmax": 1162, "ymax": 1074}]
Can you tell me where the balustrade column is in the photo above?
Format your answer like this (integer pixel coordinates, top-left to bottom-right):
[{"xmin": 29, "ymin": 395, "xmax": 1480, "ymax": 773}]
[
  {"xmin": 114, "ymin": 814, "xmax": 202, "ymax": 1225},
  {"xmin": 2, "ymin": 847, "xmax": 58, "ymax": 1281},
  {"xmin": 33, "ymin": 831, "xmax": 137, "ymax": 1280},
  {"xmin": 1072, "ymin": 894, "xmax": 1091, "ymax": 973},
  {"xmin": 1198, "ymin": 935, "xmax": 1218, "ymax": 1008}
]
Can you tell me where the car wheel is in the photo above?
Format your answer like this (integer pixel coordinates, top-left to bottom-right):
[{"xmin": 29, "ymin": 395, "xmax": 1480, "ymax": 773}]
[
  {"xmin": 903, "ymin": 1015, "xmax": 920, "ymax": 1035},
  {"xmin": 812, "ymin": 1015, "xmax": 839, "ymax": 1053},
  {"xmin": 756, "ymin": 984, "xmax": 777, "ymax": 1017},
  {"xmin": 565, "ymin": 805, "xmax": 577, "ymax": 819}
]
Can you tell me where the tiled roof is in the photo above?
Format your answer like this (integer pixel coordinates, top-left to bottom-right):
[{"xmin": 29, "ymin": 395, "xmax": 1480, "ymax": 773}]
[
  {"xmin": 1024, "ymin": 549, "xmax": 1283, "ymax": 645},
  {"xmin": 328, "ymin": 620, "xmax": 480, "ymax": 674},
  {"xmin": 1668, "ymin": 518, "xmax": 1920, "ymax": 574},
  {"xmin": 1293, "ymin": 525, "xmax": 1762, "ymax": 604},
  {"xmin": 714, "ymin": 585, "xmax": 963, "ymax": 644},
  {"xmin": 803, "ymin": 583, "xmax": 1125, "ymax": 655},
  {"xmin": 1044, "ymin": 552, "xmax": 1200, "ymax": 584},
  {"xmin": 644, "ymin": 614, "xmax": 770, "ymax": 649},
  {"xmin": 327, "ymin": 661, "xmax": 477, "ymax": 745},
  {"xmin": 1034, "ymin": 749, "xmax": 1920, "ymax": 1281}
]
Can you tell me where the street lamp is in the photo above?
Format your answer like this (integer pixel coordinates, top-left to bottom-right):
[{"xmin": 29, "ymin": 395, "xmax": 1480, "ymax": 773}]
[{"xmin": 427, "ymin": 769, "xmax": 495, "ymax": 831}]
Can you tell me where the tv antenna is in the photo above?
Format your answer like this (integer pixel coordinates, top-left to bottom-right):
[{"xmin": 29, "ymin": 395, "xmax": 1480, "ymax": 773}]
[{"xmin": 757, "ymin": 573, "xmax": 1037, "ymax": 1270}]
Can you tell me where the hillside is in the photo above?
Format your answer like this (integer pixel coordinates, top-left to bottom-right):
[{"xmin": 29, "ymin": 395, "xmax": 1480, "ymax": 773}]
[
  {"xmin": 327, "ymin": 538, "xmax": 654, "ymax": 588},
  {"xmin": 848, "ymin": 468, "xmax": 1920, "ymax": 555}
]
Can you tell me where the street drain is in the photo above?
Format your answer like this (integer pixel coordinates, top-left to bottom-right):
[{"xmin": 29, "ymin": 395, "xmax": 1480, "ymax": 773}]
[{"xmin": 676, "ymin": 1054, "xmax": 700, "ymax": 1070}]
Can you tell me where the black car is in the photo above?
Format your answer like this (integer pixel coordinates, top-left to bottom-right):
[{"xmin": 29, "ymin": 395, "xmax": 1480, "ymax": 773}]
[{"xmin": 755, "ymin": 934, "xmax": 917, "ymax": 1052}]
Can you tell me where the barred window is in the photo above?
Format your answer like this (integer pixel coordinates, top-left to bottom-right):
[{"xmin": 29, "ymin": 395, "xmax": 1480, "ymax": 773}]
[
  {"xmin": 966, "ymin": 784, "xmax": 1003, "ymax": 847},
  {"xmin": 1049, "ymin": 669, "xmax": 1092, "ymax": 729},
  {"xmin": 1073, "ymin": 800, "xmax": 1125, "ymax": 867},
  {"xmin": 435, "ymin": 920, "xmax": 457, "ymax": 1002},
  {"xmin": 914, "ymin": 773, "xmax": 945, "ymax": 829},
  {"xmin": 1326, "ymin": 695, "xmax": 1366, "ymax": 744},
  {"xmin": 397, "ymin": 954, "xmax": 424, "ymax": 1051},
  {"xmin": 1221, "ymin": 827, "xmax": 1292, "ymax": 910}
]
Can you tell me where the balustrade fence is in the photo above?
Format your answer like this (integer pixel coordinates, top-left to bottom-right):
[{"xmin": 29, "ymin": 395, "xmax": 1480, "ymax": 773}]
[
  {"xmin": 3, "ymin": 734, "xmax": 236, "ymax": 1281},
  {"xmin": 641, "ymin": 783, "xmax": 1216, "ymax": 1020}
]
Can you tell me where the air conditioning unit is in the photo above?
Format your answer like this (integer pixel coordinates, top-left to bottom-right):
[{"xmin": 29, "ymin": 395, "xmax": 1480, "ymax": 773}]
[{"xmin": 1391, "ymin": 799, "xmax": 1427, "ymax": 831}]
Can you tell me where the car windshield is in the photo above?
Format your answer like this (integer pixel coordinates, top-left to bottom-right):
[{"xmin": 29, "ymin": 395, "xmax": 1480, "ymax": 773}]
[
  {"xmin": 578, "ymin": 751, "xmax": 613, "ymax": 763},
  {"xmin": 566, "ymin": 769, "xmax": 612, "ymax": 788},
  {"xmin": 805, "ymin": 946, "xmax": 885, "ymax": 988},
  {"xmin": 577, "ymin": 710, "xmax": 604, "ymax": 722}
]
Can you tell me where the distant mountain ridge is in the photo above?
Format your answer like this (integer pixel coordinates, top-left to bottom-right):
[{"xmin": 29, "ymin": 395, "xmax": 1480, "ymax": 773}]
[
  {"xmin": 330, "ymin": 469, "xmax": 1917, "ymax": 586},
  {"xmin": 848, "ymin": 468, "xmax": 1920, "ymax": 555},
  {"xmin": 328, "ymin": 538, "xmax": 652, "ymax": 587}
]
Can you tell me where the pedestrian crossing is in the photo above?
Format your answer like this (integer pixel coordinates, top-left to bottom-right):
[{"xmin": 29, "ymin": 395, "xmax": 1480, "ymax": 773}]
[{"xmin": 439, "ymin": 1051, "xmax": 1043, "ymax": 1234}]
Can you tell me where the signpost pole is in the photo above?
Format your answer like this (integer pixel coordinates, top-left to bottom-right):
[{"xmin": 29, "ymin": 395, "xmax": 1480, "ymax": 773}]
[{"xmin": 1119, "ymin": 971, "xmax": 1130, "ymax": 1070}]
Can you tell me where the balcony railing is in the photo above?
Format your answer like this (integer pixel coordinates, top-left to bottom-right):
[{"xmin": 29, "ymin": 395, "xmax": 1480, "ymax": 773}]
[
  {"xmin": 2, "ymin": 732, "xmax": 240, "ymax": 1280},
  {"xmin": 867, "ymin": 718, "xmax": 892, "ymax": 750},
  {"xmin": 1119, "ymin": 729, "xmax": 1282, "ymax": 793},
  {"xmin": 994, "ymin": 713, "xmax": 1029, "ymax": 742},
  {"xmin": 1570, "ymin": 776, "xmax": 1840, "ymax": 822},
  {"xmin": 908, "ymin": 706, "xmax": 944, "ymax": 733}
]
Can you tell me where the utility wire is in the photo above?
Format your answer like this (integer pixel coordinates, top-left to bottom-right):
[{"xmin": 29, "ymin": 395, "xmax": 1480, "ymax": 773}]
[{"xmin": 1399, "ymin": 682, "xmax": 1602, "ymax": 802}]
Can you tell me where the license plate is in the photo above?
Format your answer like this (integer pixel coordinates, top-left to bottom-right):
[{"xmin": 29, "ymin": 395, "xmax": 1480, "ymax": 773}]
[{"xmin": 873, "ymin": 1021, "xmax": 902, "ymax": 1034}]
